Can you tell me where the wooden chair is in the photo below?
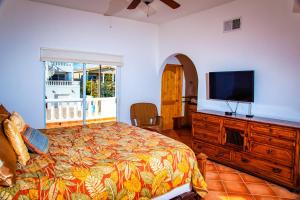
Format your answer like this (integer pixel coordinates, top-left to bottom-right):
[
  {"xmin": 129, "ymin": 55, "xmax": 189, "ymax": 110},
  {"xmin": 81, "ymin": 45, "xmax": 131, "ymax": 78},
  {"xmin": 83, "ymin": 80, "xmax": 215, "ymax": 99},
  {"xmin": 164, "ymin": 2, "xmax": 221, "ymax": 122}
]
[{"xmin": 130, "ymin": 103, "xmax": 162, "ymax": 133}]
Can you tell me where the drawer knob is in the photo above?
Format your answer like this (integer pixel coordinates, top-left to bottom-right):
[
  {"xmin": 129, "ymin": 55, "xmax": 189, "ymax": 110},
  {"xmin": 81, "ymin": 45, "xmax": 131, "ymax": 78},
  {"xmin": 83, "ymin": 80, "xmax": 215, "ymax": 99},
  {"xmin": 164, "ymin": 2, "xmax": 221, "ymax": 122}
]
[
  {"xmin": 268, "ymin": 138, "xmax": 272, "ymax": 142},
  {"xmin": 216, "ymin": 153, "xmax": 224, "ymax": 157},
  {"xmin": 266, "ymin": 149, "xmax": 273, "ymax": 154},
  {"xmin": 272, "ymin": 168, "xmax": 282, "ymax": 173},
  {"xmin": 241, "ymin": 158, "xmax": 250, "ymax": 163}
]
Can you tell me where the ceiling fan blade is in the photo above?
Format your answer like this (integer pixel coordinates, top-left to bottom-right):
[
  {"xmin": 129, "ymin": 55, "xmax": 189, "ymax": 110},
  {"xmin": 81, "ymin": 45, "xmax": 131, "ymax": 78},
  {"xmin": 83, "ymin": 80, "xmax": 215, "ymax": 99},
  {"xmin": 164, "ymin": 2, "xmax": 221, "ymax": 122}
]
[
  {"xmin": 294, "ymin": 0, "xmax": 300, "ymax": 13},
  {"xmin": 160, "ymin": 0, "xmax": 180, "ymax": 9},
  {"xmin": 104, "ymin": 0, "xmax": 128, "ymax": 16},
  {"xmin": 127, "ymin": 0, "xmax": 141, "ymax": 9}
]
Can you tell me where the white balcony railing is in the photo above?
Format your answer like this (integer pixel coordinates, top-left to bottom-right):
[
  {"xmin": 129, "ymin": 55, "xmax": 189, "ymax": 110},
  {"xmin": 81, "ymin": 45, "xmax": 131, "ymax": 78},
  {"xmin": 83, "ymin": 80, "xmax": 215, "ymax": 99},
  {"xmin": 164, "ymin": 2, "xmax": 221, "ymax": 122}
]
[
  {"xmin": 45, "ymin": 97, "xmax": 116, "ymax": 123},
  {"xmin": 46, "ymin": 80, "xmax": 80, "ymax": 86}
]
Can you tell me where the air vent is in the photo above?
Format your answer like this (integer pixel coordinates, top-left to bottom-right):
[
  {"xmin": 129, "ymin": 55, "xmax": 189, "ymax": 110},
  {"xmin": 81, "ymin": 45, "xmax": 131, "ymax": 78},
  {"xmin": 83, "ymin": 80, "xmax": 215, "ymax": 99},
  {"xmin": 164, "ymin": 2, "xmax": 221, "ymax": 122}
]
[{"xmin": 224, "ymin": 18, "xmax": 241, "ymax": 32}]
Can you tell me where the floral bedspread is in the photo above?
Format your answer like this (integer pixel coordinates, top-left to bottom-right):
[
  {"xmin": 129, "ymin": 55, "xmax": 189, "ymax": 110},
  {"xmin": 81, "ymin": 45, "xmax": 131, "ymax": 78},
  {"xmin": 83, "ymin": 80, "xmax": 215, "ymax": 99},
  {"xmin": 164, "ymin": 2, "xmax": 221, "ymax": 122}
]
[{"xmin": 0, "ymin": 122, "xmax": 207, "ymax": 200}]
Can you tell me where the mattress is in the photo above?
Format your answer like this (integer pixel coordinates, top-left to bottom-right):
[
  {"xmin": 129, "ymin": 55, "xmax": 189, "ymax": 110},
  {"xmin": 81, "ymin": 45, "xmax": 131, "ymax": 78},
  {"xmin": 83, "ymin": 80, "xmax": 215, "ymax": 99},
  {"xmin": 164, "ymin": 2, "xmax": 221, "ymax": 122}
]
[{"xmin": 0, "ymin": 122, "xmax": 207, "ymax": 199}]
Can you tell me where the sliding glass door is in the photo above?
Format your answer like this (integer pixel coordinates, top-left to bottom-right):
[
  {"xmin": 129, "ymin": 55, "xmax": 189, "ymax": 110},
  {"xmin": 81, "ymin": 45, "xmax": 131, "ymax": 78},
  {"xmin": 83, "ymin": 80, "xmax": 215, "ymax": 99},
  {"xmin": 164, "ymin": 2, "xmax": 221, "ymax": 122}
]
[
  {"xmin": 44, "ymin": 61, "xmax": 116, "ymax": 128},
  {"xmin": 84, "ymin": 64, "xmax": 116, "ymax": 123}
]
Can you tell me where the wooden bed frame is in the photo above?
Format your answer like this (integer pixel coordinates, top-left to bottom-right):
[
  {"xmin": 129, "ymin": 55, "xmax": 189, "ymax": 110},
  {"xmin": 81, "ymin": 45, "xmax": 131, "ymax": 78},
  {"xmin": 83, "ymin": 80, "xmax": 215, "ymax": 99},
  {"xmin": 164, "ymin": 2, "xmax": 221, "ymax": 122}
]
[{"xmin": 171, "ymin": 153, "xmax": 207, "ymax": 200}]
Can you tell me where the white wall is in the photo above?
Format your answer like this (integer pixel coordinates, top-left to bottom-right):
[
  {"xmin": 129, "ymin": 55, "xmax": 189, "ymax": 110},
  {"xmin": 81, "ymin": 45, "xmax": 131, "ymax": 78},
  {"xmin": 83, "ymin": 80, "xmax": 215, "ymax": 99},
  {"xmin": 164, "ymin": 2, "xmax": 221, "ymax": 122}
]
[
  {"xmin": 1, "ymin": 0, "xmax": 299, "ymax": 127},
  {"xmin": 159, "ymin": 0, "xmax": 300, "ymax": 122},
  {"xmin": 0, "ymin": 0, "xmax": 159, "ymax": 128}
]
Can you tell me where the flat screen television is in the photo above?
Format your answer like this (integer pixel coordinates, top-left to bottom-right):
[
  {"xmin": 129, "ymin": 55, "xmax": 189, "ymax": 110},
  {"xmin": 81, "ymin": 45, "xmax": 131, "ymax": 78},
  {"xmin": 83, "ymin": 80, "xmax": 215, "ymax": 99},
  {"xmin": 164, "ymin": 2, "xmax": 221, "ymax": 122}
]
[{"xmin": 209, "ymin": 71, "xmax": 254, "ymax": 102}]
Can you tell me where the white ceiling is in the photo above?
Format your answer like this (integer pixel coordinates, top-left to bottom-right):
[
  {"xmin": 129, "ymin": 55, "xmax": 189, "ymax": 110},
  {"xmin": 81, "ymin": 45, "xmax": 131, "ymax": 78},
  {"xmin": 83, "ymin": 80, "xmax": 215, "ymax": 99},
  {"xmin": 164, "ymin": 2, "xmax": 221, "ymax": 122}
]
[{"xmin": 29, "ymin": 0, "xmax": 236, "ymax": 24}]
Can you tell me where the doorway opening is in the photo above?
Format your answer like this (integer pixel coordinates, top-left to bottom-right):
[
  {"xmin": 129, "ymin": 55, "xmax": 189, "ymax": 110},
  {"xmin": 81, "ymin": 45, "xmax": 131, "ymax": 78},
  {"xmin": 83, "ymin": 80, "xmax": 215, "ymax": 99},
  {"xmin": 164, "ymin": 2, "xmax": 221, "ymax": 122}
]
[
  {"xmin": 160, "ymin": 54, "xmax": 198, "ymax": 131},
  {"xmin": 44, "ymin": 61, "xmax": 117, "ymax": 128}
]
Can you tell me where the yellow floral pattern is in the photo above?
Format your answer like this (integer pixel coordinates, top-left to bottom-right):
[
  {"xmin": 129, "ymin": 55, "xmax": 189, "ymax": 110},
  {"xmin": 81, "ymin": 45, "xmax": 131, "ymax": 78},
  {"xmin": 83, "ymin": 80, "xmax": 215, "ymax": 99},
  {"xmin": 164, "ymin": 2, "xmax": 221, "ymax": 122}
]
[{"xmin": 0, "ymin": 122, "xmax": 207, "ymax": 199}]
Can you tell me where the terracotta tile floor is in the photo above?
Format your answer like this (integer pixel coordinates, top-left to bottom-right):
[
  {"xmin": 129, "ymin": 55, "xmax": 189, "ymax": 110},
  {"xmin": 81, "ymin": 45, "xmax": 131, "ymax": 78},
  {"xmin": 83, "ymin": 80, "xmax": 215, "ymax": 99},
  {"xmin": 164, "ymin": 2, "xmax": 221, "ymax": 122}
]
[
  {"xmin": 161, "ymin": 128, "xmax": 300, "ymax": 200},
  {"xmin": 205, "ymin": 160, "xmax": 299, "ymax": 200}
]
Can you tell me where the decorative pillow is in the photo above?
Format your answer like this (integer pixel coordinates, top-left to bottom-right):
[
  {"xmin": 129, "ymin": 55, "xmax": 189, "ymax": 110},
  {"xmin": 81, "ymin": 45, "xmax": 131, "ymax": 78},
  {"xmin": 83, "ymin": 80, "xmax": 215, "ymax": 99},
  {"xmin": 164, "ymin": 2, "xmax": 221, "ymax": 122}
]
[
  {"xmin": 0, "ymin": 104, "xmax": 10, "ymax": 115},
  {"xmin": 0, "ymin": 113, "xmax": 9, "ymax": 128},
  {"xmin": 0, "ymin": 126, "xmax": 17, "ymax": 187},
  {"xmin": 3, "ymin": 119, "xmax": 30, "ymax": 166},
  {"xmin": 22, "ymin": 127, "xmax": 49, "ymax": 154},
  {"xmin": 10, "ymin": 112, "xmax": 27, "ymax": 134},
  {"xmin": 0, "ymin": 105, "xmax": 10, "ymax": 124}
]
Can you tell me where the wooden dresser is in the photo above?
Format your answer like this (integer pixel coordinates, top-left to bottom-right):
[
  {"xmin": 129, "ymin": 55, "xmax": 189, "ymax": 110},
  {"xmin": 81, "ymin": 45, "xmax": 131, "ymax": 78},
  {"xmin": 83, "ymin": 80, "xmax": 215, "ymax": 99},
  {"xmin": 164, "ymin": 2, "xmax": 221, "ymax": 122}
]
[
  {"xmin": 186, "ymin": 103, "xmax": 197, "ymax": 127},
  {"xmin": 192, "ymin": 110, "xmax": 300, "ymax": 192}
]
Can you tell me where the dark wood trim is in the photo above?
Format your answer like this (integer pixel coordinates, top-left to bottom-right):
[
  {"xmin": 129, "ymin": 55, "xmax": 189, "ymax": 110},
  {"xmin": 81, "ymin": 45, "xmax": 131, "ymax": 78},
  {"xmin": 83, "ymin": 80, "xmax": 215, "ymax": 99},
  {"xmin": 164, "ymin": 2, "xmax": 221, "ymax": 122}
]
[{"xmin": 171, "ymin": 191, "xmax": 200, "ymax": 200}]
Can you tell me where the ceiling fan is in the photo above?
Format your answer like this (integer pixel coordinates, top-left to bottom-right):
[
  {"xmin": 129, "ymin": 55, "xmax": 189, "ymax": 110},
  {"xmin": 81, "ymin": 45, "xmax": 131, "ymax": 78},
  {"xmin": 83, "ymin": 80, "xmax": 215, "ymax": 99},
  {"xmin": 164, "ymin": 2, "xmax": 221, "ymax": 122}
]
[{"xmin": 127, "ymin": 0, "xmax": 180, "ymax": 10}]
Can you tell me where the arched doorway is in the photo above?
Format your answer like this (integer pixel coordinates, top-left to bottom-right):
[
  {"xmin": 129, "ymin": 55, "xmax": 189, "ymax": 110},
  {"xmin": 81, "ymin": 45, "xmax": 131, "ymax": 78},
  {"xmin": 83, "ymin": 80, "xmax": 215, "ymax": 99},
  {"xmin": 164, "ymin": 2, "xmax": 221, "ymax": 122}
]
[{"xmin": 160, "ymin": 54, "xmax": 198, "ymax": 130}]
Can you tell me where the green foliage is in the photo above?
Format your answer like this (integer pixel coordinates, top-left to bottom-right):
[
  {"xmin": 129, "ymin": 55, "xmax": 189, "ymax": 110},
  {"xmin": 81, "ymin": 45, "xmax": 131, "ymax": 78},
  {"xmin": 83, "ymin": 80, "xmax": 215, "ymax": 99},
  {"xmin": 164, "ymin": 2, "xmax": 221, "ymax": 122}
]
[
  {"xmin": 86, "ymin": 80, "xmax": 99, "ymax": 98},
  {"xmin": 101, "ymin": 74, "xmax": 115, "ymax": 97},
  {"xmin": 86, "ymin": 74, "xmax": 115, "ymax": 97}
]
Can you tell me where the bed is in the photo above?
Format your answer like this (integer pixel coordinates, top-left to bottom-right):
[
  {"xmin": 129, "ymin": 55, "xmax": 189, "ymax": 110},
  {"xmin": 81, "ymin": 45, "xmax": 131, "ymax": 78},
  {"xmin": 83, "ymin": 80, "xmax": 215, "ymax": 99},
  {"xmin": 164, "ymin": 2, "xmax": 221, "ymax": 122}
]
[{"xmin": 0, "ymin": 122, "xmax": 207, "ymax": 200}]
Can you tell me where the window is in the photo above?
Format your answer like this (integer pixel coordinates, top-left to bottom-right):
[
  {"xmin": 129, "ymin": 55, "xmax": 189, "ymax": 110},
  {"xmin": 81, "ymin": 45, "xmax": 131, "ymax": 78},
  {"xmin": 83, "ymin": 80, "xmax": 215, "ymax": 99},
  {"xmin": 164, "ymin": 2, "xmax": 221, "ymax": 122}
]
[
  {"xmin": 49, "ymin": 73, "xmax": 66, "ymax": 81},
  {"xmin": 41, "ymin": 48, "xmax": 123, "ymax": 128},
  {"xmin": 44, "ymin": 61, "xmax": 117, "ymax": 128}
]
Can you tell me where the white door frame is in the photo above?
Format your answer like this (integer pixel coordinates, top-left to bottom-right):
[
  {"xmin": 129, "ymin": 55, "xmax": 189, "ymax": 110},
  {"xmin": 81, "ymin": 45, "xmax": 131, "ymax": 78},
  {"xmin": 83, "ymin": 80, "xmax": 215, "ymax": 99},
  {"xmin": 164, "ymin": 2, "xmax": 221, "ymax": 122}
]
[{"xmin": 115, "ymin": 66, "xmax": 121, "ymax": 121}]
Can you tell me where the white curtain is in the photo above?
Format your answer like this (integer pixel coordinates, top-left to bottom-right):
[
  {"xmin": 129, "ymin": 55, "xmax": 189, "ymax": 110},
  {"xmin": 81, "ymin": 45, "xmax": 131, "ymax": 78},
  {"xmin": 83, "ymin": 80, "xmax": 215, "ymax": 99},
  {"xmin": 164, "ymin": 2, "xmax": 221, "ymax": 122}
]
[{"xmin": 40, "ymin": 48, "xmax": 123, "ymax": 66}]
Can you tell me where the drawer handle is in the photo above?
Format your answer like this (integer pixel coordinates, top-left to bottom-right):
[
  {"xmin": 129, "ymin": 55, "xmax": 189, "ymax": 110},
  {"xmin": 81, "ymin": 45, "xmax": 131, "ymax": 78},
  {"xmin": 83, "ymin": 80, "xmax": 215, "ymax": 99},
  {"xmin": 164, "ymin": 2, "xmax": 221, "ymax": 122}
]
[
  {"xmin": 216, "ymin": 153, "xmax": 224, "ymax": 157},
  {"xmin": 266, "ymin": 149, "xmax": 273, "ymax": 154},
  {"xmin": 241, "ymin": 158, "xmax": 250, "ymax": 163},
  {"xmin": 272, "ymin": 168, "xmax": 282, "ymax": 173}
]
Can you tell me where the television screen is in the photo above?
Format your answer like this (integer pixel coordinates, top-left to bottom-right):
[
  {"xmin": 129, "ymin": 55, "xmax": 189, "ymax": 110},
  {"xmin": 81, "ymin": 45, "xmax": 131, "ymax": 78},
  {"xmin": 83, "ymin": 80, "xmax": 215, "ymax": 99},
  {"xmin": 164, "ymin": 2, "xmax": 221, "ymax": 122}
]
[{"xmin": 209, "ymin": 71, "xmax": 254, "ymax": 102}]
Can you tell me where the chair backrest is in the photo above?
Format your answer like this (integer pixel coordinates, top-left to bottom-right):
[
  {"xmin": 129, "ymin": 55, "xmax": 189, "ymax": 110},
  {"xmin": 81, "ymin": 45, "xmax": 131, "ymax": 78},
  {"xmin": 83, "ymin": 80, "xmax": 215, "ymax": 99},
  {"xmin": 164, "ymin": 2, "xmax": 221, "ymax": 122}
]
[{"xmin": 130, "ymin": 103, "xmax": 158, "ymax": 127}]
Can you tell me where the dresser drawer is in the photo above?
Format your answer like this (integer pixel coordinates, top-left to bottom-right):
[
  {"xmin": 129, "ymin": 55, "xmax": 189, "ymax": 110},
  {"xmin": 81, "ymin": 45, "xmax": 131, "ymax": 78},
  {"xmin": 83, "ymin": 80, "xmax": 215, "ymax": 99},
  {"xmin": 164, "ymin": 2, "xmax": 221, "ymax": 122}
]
[
  {"xmin": 224, "ymin": 119, "xmax": 247, "ymax": 130},
  {"xmin": 193, "ymin": 113, "xmax": 222, "ymax": 124},
  {"xmin": 193, "ymin": 119, "xmax": 221, "ymax": 132},
  {"xmin": 249, "ymin": 142, "xmax": 294, "ymax": 167},
  {"xmin": 250, "ymin": 133, "xmax": 295, "ymax": 150},
  {"xmin": 271, "ymin": 127, "xmax": 297, "ymax": 140},
  {"xmin": 193, "ymin": 140, "xmax": 231, "ymax": 162},
  {"xmin": 249, "ymin": 123, "xmax": 297, "ymax": 141},
  {"xmin": 233, "ymin": 153, "xmax": 293, "ymax": 182},
  {"xmin": 193, "ymin": 127, "xmax": 220, "ymax": 144}
]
